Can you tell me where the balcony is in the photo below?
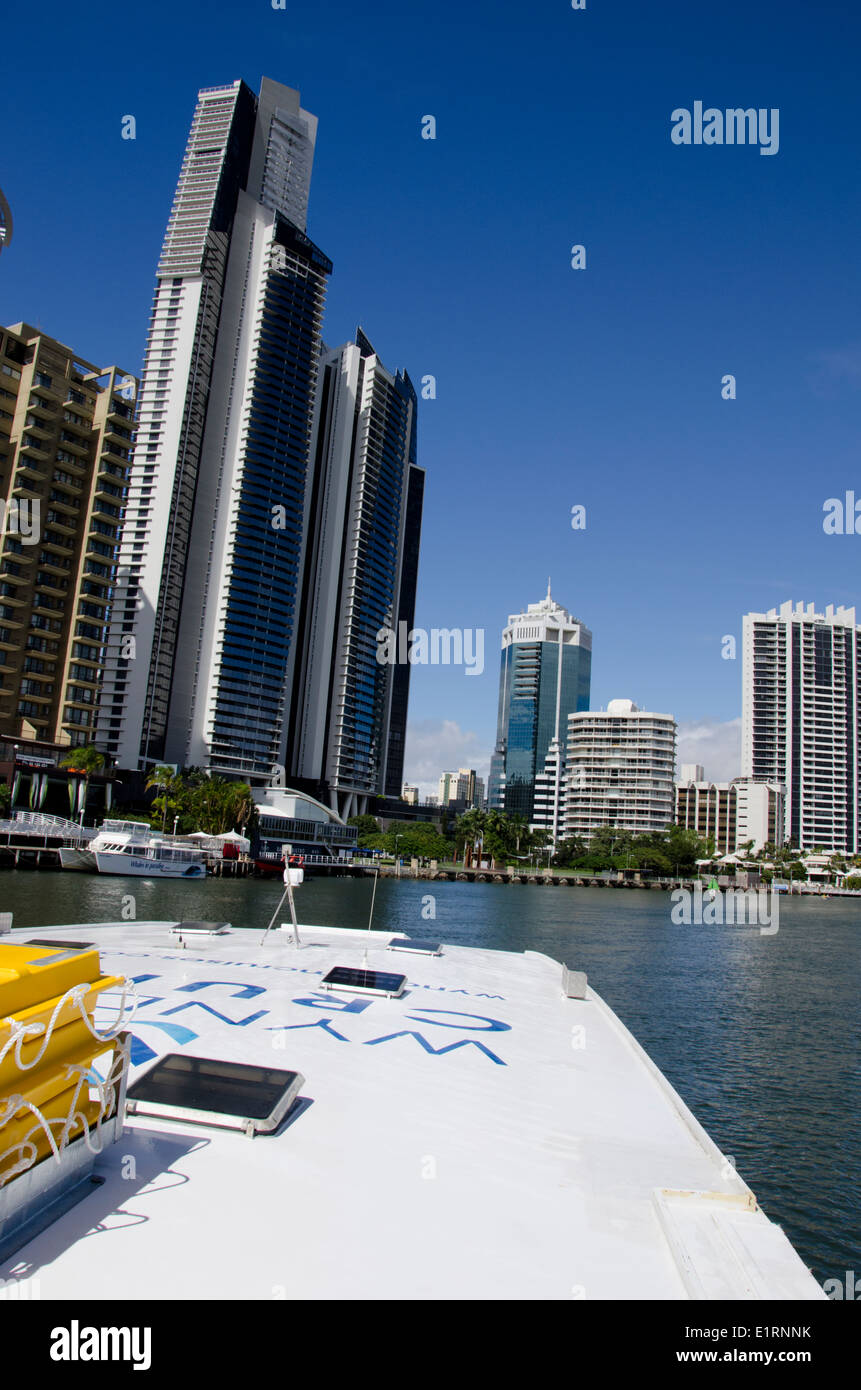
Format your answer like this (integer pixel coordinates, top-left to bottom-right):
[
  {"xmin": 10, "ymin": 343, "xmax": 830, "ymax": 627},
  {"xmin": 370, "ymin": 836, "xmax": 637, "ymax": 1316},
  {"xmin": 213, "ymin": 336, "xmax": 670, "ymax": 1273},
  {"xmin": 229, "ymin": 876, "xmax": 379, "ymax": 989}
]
[
  {"xmin": 91, "ymin": 491, "xmax": 124, "ymax": 517},
  {"xmin": 40, "ymin": 535, "xmax": 74, "ymax": 559},
  {"xmin": 44, "ymin": 511, "xmax": 77, "ymax": 536},
  {"xmin": 35, "ymin": 576, "xmax": 69, "ymax": 598},
  {"xmin": 48, "ymin": 495, "xmax": 80, "ymax": 519},
  {"xmin": 12, "ymin": 474, "xmax": 45, "ymax": 497},
  {"xmin": 55, "ymin": 453, "xmax": 88, "ymax": 477},
  {"xmin": 102, "ymin": 421, "xmax": 132, "ymax": 446},
  {"xmin": 23, "ymin": 416, "xmax": 53, "ymax": 439},
  {"xmin": 19, "ymin": 438, "xmax": 50, "ymax": 460}
]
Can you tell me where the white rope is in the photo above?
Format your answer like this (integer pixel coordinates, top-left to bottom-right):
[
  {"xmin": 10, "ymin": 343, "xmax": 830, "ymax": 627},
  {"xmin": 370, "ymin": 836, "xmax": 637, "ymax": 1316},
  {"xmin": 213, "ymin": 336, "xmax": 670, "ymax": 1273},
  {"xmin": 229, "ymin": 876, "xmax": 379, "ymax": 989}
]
[
  {"xmin": 0, "ymin": 1034, "xmax": 131, "ymax": 1187},
  {"xmin": 0, "ymin": 977, "xmax": 137, "ymax": 1074}
]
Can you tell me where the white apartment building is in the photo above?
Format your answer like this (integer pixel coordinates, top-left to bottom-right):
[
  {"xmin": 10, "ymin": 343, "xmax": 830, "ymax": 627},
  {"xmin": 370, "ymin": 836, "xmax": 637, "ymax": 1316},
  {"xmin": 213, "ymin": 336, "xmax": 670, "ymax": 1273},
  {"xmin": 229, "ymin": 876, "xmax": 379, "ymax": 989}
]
[
  {"xmin": 742, "ymin": 601, "xmax": 861, "ymax": 851},
  {"xmin": 563, "ymin": 699, "xmax": 676, "ymax": 840}
]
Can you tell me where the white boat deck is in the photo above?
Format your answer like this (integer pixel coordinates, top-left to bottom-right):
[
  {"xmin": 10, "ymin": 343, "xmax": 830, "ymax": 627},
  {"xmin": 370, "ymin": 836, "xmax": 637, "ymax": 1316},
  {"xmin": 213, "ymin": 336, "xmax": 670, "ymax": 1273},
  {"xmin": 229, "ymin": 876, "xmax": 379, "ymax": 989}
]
[{"xmin": 0, "ymin": 920, "xmax": 824, "ymax": 1300}]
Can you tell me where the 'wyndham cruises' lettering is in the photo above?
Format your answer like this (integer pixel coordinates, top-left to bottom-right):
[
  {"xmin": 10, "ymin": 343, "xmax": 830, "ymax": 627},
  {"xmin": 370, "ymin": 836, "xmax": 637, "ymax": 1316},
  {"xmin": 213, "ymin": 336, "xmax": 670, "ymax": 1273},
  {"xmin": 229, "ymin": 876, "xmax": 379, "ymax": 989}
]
[{"xmin": 109, "ymin": 974, "xmax": 513, "ymax": 1067}]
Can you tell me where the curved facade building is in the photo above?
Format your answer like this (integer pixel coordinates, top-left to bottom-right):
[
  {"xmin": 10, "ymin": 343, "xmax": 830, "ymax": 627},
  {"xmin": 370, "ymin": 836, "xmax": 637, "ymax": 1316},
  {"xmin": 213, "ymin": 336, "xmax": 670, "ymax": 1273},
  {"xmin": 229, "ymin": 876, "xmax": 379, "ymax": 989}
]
[{"xmin": 563, "ymin": 699, "xmax": 677, "ymax": 840}]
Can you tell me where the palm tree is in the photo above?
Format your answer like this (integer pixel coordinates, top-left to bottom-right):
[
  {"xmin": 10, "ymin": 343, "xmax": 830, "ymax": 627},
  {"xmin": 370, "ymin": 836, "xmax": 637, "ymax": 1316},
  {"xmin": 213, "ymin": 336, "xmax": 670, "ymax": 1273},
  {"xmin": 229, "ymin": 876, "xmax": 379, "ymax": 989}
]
[
  {"xmin": 146, "ymin": 764, "xmax": 178, "ymax": 834},
  {"xmin": 60, "ymin": 745, "xmax": 105, "ymax": 824},
  {"xmin": 455, "ymin": 808, "xmax": 487, "ymax": 867},
  {"xmin": 483, "ymin": 809, "xmax": 516, "ymax": 868},
  {"xmin": 507, "ymin": 813, "xmax": 530, "ymax": 854}
]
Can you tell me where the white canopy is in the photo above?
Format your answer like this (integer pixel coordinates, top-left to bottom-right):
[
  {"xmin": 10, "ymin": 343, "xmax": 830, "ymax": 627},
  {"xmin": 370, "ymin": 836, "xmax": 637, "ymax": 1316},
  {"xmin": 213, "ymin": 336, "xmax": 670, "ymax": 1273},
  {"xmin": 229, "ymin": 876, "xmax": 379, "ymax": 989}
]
[{"xmin": 217, "ymin": 831, "xmax": 250, "ymax": 848}]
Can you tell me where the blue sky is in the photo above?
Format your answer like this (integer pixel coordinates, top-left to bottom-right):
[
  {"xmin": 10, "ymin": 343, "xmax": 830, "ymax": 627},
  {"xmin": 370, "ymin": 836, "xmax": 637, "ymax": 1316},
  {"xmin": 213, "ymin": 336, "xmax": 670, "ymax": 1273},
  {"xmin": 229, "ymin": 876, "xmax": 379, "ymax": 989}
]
[{"xmin": 2, "ymin": 0, "xmax": 860, "ymax": 792}]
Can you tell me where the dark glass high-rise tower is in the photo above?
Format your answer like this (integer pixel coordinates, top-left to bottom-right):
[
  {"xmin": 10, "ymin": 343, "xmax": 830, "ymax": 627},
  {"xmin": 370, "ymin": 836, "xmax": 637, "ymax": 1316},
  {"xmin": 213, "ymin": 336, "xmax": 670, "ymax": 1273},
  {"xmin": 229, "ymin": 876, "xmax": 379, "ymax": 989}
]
[
  {"xmin": 98, "ymin": 78, "xmax": 422, "ymax": 796},
  {"xmin": 487, "ymin": 586, "xmax": 591, "ymax": 822},
  {"xmin": 98, "ymin": 79, "xmax": 330, "ymax": 780},
  {"xmin": 291, "ymin": 330, "xmax": 422, "ymax": 818}
]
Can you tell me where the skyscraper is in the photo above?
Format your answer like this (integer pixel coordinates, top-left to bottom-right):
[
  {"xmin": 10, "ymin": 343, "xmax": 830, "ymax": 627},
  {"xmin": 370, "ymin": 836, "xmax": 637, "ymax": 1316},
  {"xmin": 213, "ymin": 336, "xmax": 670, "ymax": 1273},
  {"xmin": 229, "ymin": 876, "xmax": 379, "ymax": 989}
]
[
  {"xmin": 487, "ymin": 585, "xmax": 591, "ymax": 822},
  {"xmin": 741, "ymin": 601, "xmax": 861, "ymax": 852},
  {"xmin": 0, "ymin": 323, "xmax": 136, "ymax": 748},
  {"xmin": 290, "ymin": 330, "xmax": 421, "ymax": 817},
  {"xmin": 98, "ymin": 79, "xmax": 331, "ymax": 780},
  {"xmin": 384, "ymin": 460, "xmax": 424, "ymax": 798}
]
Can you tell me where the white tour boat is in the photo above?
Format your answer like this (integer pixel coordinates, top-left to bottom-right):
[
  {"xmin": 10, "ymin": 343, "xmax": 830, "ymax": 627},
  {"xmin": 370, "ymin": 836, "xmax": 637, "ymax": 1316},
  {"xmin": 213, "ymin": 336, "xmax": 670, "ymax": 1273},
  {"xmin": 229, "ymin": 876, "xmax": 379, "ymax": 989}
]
[
  {"xmin": 58, "ymin": 820, "xmax": 155, "ymax": 873},
  {"xmin": 0, "ymin": 913, "xmax": 825, "ymax": 1300},
  {"xmin": 59, "ymin": 820, "xmax": 207, "ymax": 878}
]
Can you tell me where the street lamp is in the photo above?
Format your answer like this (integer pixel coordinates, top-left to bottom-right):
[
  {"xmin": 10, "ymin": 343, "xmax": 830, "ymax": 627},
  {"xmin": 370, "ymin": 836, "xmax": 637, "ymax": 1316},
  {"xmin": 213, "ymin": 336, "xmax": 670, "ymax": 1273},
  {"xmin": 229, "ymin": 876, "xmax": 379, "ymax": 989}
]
[
  {"xmin": 173, "ymin": 815, "xmax": 179, "ymax": 837},
  {"xmin": 394, "ymin": 833, "xmax": 402, "ymax": 878}
]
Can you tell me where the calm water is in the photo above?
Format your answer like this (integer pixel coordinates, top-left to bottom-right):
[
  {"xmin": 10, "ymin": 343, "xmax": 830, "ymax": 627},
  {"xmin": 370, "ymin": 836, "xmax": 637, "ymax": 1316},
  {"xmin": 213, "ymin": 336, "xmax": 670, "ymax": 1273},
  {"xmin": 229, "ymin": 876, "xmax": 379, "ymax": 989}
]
[{"xmin": 2, "ymin": 868, "xmax": 859, "ymax": 1286}]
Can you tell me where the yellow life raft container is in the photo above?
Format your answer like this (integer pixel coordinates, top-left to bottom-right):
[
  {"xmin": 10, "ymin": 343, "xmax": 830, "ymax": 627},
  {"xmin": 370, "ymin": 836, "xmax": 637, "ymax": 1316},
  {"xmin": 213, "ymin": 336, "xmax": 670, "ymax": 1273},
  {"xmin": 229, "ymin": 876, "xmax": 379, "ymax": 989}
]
[{"xmin": 0, "ymin": 942, "xmax": 132, "ymax": 1188}]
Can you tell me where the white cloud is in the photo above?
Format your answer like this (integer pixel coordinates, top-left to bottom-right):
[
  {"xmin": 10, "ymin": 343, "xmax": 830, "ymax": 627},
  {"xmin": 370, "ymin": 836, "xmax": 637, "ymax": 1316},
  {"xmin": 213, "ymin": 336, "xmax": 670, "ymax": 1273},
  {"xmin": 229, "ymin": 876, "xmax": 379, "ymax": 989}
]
[
  {"xmin": 404, "ymin": 719, "xmax": 492, "ymax": 800},
  {"xmin": 677, "ymin": 716, "xmax": 741, "ymax": 783}
]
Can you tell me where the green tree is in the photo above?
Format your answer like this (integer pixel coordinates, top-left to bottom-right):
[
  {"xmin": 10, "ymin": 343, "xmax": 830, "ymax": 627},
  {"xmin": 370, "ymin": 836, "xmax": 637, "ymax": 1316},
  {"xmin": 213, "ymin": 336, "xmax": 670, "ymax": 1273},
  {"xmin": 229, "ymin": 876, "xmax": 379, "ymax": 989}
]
[
  {"xmin": 483, "ymin": 810, "xmax": 518, "ymax": 867},
  {"xmin": 664, "ymin": 825, "xmax": 704, "ymax": 874},
  {"xmin": 552, "ymin": 835, "xmax": 587, "ymax": 868},
  {"xmin": 348, "ymin": 814, "xmax": 382, "ymax": 847},
  {"xmin": 454, "ymin": 808, "xmax": 488, "ymax": 864},
  {"xmin": 190, "ymin": 775, "xmax": 256, "ymax": 836},
  {"xmin": 145, "ymin": 764, "xmax": 179, "ymax": 833}
]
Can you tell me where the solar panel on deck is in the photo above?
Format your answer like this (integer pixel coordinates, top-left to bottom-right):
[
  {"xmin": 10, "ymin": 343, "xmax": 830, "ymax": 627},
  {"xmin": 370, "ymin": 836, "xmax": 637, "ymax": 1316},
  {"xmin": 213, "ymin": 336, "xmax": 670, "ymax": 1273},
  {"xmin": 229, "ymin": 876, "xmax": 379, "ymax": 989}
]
[
  {"xmin": 126, "ymin": 1054, "xmax": 304, "ymax": 1134},
  {"xmin": 320, "ymin": 966, "xmax": 407, "ymax": 998},
  {"xmin": 387, "ymin": 938, "xmax": 442, "ymax": 956},
  {"xmin": 171, "ymin": 922, "xmax": 231, "ymax": 936}
]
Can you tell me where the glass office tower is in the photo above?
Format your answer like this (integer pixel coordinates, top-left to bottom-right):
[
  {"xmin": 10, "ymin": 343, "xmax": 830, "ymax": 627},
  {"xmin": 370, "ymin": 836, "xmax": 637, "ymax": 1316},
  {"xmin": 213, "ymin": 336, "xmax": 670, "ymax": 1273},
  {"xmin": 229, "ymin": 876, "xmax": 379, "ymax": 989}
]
[{"xmin": 487, "ymin": 585, "xmax": 591, "ymax": 822}]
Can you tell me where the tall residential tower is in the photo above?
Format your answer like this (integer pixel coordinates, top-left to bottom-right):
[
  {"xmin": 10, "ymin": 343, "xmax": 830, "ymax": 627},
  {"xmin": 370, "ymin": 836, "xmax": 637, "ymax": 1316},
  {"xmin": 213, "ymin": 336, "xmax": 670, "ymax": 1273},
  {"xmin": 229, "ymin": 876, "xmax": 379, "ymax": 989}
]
[
  {"xmin": 290, "ymin": 330, "xmax": 421, "ymax": 817},
  {"xmin": 0, "ymin": 324, "xmax": 136, "ymax": 749},
  {"xmin": 741, "ymin": 601, "xmax": 861, "ymax": 851},
  {"xmin": 98, "ymin": 79, "xmax": 331, "ymax": 780}
]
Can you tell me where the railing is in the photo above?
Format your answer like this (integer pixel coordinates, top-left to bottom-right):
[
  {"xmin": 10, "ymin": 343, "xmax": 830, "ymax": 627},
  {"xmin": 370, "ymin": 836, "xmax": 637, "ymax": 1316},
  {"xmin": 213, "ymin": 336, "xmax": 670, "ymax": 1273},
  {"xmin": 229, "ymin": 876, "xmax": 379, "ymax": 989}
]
[{"xmin": 0, "ymin": 812, "xmax": 97, "ymax": 839}]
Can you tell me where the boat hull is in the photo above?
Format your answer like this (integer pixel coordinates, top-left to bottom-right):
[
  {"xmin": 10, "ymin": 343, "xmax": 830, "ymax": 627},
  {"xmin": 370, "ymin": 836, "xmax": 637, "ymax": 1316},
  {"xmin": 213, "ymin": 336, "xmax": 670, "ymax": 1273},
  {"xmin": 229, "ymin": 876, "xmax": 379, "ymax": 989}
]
[
  {"xmin": 94, "ymin": 852, "xmax": 206, "ymax": 878},
  {"xmin": 58, "ymin": 848, "xmax": 97, "ymax": 872}
]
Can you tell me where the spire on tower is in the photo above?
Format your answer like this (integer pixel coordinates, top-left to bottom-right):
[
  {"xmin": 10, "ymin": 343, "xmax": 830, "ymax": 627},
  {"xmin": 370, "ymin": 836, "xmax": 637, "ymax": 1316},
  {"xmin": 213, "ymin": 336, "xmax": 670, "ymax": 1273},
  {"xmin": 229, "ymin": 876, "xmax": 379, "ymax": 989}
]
[{"xmin": 547, "ymin": 577, "xmax": 552, "ymax": 601}]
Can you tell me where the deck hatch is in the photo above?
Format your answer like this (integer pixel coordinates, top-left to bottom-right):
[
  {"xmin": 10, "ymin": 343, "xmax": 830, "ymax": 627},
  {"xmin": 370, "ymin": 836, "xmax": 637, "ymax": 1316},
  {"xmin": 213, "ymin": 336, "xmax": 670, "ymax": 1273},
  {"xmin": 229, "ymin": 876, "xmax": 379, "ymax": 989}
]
[
  {"xmin": 386, "ymin": 938, "xmax": 442, "ymax": 956},
  {"xmin": 24, "ymin": 938, "xmax": 95, "ymax": 952},
  {"xmin": 170, "ymin": 922, "xmax": 232, "ymax": 937},
  {"xmin": 320, "ymin": 966, "xmax": 407, "ymax": 998},
  {"xmin": 126, "ymin": 1054, "xmax": 303, "ymax": 1134}
]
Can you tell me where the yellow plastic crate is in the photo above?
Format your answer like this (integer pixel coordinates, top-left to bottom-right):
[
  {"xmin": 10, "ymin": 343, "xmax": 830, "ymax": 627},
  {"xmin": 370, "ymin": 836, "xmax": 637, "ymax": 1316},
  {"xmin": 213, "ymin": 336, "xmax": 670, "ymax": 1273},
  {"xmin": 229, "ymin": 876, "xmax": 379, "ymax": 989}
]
[
  {"xmin": 0, "ymin": 943, "xmax": 102, "ymax": 1016},
  {"xmin": 0, "ymin": 942, "xmax": 128, "ymax": 1186}
]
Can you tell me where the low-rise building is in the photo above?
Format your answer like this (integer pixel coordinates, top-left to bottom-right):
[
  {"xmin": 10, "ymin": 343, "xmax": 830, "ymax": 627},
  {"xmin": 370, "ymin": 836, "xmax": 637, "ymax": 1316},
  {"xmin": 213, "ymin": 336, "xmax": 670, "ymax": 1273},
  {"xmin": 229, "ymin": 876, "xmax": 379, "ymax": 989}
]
[{"xmin": 675, "ymin": 773, "xmax": 784, "ymax": 854}]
